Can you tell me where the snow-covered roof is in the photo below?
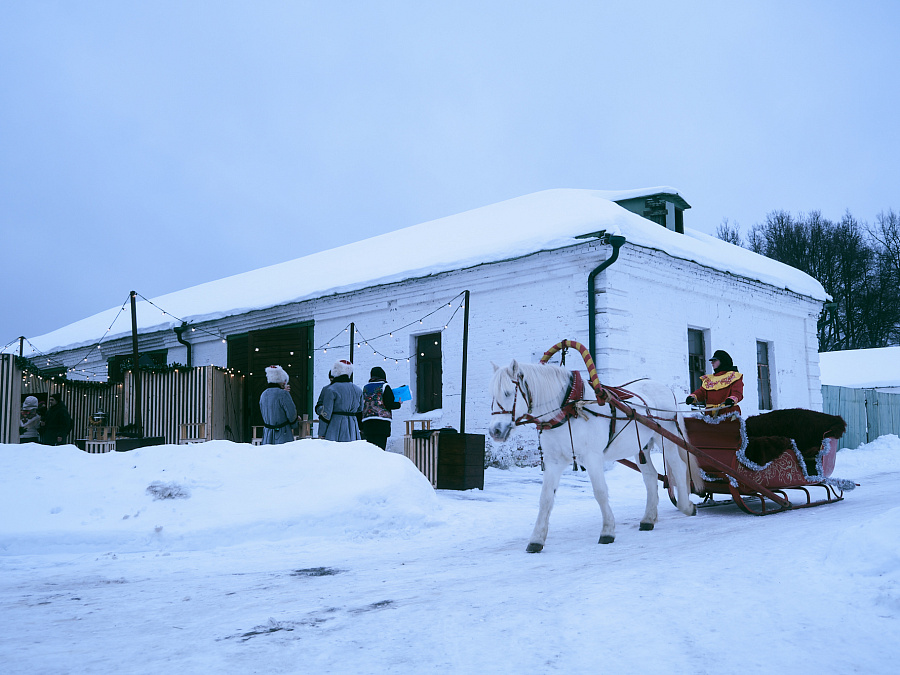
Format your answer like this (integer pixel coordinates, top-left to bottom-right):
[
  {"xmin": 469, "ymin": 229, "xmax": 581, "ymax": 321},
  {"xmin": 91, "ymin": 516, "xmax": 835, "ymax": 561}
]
[
  {"xmin": 592, "ymin": 186, "xmax": 689, "ymax": 204},
  {"xmin": 819, "ymin": 347, "xmax": 900, "ymax": 389},
  {"xmin": 19, "ymin": 188, "xmax": 827, "ymax": 353}
]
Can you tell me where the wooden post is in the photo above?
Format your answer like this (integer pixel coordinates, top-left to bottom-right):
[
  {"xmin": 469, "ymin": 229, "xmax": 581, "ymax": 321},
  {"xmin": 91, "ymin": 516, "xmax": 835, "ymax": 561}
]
[
  {"xmin": 18, "ymin": 337, "xmax": 24, "ymax": 357},
  {"xmin": 460, "ymin": 291, "xmax": 470, "ymax": 434},
  {"xmin": 129, "ymin": 291, "xmax": 143, "ymax": 436},
  {"xmin": 349, "ymin": 322, "xmax": 355, "ymax": 368}
]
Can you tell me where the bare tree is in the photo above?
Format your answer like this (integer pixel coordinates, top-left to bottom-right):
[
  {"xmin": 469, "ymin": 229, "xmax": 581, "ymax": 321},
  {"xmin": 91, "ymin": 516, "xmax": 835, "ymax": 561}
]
[
  {"xmin": 721, "ymin": 209, "xmax": 900, "ymax": 350},
  {"xmin": 869, "ymin": 210, "xmax": 900, "ymax": 281},
  {"xmin": 716, "ymin": 218, "xmax": 742, "ymax": 246}
]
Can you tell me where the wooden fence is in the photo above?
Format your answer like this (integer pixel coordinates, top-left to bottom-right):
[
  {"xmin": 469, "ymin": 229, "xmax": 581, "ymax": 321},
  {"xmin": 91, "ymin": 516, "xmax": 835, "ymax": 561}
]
[
  {"xmin": 0, "ymin": 355, "xmax": 21, "ymax": 444},
  {"xmin": 822, "ymin": 385, "xmax": 900, "ymax": 449},
  {"xmin": 1, "ymin": 357, "xmax": 244, "ymax": 446},
  {"xmin": 1, "ymin": 354, "xmax": 125, "ymax": 443},
  {"xmin": 122, "ymin": 368, "xmax": 244, "ymax": 444}
]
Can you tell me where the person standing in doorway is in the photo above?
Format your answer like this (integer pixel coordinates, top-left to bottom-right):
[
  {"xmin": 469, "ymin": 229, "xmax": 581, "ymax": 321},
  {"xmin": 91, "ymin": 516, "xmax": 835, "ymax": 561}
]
[
  {"xmin": 259, "ymin": 365, "xmax": 298, "ymax": 445},
  {"xmin": 360, "ymin": 366, "xmax": 402, "ymax": 450},
  {"xmin": 40, "ymin": 393, "xmax": 72, "ymax": 445},
  {"xmin": 19, "ymin": 396, "xmax": 41, "ymax": 443}
]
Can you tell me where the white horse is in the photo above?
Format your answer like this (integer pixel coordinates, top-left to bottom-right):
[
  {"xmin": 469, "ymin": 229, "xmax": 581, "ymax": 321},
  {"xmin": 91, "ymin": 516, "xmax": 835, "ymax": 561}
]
[{"xmin": 489, "ymin": 359, "xmax": 696, "ymax": 551}]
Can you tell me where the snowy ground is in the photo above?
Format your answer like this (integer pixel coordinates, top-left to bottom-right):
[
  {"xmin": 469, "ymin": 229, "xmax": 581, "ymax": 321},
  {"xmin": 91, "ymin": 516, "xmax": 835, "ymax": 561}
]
[{"xmin": 2, "ymin": 436, "xmax": 899, "ymax": 674}]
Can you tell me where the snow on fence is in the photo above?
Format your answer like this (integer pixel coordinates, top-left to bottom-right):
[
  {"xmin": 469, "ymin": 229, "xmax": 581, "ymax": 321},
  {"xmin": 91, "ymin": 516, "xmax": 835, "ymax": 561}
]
[{"xmin": 822, "ymin": 385, "xmax": 900, "ymax": 449}]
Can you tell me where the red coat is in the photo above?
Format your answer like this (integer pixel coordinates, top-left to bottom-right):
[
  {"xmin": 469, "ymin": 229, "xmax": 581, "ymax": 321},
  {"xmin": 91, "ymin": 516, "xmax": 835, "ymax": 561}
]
[{"xmin": 691, "ymin": 371, "xmax": 744, "ymax": 414}]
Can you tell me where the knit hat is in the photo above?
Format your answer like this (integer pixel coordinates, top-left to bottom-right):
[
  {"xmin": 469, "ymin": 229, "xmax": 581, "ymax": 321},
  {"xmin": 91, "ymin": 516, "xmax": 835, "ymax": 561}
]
[
  {"xmin": 369, "ymin": 366, "xmax": 387, "ymax": 381},
  {"xmin": 265, "ymin": 365, "xmax": 289, "ymax": 384},
  {"xmin": 331, "ymin": 359, "xmax": 353, "ymax": 378},
  {"xmin": 23, "ymin": 396, "xmax": 38, "ymax": 410}
]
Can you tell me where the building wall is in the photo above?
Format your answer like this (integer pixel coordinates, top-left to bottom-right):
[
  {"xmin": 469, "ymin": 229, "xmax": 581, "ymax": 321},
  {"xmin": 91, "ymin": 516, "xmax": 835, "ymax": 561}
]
[
  {"xmin": 40, "ymin": 237, "xmax": 824, "ymax": 461},
  {"xmin": 601, "ymin": 244, "xmax": 823, "ymax": 416}
]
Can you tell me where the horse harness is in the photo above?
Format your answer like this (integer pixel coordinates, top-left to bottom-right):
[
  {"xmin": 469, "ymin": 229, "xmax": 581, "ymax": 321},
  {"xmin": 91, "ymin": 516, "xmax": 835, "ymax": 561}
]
[{"xmin": 492, "ymin": 370, "xmax": 679, "ymax": 467}]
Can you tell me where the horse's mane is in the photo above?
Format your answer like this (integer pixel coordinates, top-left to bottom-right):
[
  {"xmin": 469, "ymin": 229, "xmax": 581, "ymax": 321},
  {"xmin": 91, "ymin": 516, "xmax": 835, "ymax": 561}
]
[{"xmin": 493, "ymin": 361, "xmax": 572, "ymax": 412}]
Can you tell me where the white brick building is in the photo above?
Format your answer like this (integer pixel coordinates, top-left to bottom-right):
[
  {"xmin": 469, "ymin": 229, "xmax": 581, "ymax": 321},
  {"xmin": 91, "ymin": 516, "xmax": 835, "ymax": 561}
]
[{"xmin": 17, "ymin": 188, "xmax": 828, "ymax": 458}]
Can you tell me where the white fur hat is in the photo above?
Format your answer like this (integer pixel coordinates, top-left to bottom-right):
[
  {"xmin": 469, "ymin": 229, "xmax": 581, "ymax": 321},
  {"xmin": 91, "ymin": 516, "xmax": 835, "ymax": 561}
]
[
  {"xmin": 23, "ymin": 396, "xmax": 39, "ymax": 410},
  {"xmin": 331, "ymin": 359, "xmax": 353, "ymax": 378},
  {"xmin": 265, "ymin": 365, "xmax": 289, "ymax": 384}
]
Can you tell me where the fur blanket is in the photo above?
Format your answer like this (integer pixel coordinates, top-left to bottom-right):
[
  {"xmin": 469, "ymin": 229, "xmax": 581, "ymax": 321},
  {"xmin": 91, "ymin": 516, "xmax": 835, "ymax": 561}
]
[{"xmin": 743, "ymin": 408, "xmax": 847, "ymax": 471}]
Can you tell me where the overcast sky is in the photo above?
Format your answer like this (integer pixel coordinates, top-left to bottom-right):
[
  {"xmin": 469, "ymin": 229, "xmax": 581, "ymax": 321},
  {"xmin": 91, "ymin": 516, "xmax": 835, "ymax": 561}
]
[{"xmin": 2, "ymin": 1, "xmax": 898, "ymax": 350}]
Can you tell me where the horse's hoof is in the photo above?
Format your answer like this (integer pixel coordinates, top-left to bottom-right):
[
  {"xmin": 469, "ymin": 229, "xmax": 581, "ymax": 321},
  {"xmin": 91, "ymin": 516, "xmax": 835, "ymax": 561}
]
[
  {"xmin": 598, "ymin": 535, "xmax": 615, "ymax": 544},
  {"xmin": 526, "ymin": 542, "xmax": 543, "ymax": 553},
  {"xmin": 639, "ymin": 522, "xmax": 654, "ymax": 531},
  {"xmin": 689, "ymin": 503, "xmax": 697, "ymax": 516}
]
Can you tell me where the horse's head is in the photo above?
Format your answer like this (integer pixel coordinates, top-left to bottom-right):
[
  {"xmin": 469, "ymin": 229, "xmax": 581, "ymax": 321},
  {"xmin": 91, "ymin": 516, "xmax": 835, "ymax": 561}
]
[{"xmin": 489, "ymin": 360, "xmax": 523, "ymax": 442}]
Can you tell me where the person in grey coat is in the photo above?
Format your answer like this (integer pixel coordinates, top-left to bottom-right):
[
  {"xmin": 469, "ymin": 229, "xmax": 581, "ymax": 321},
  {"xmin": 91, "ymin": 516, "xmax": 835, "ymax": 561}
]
[
  {"xmin": 19, "ymin": 396, "xmax": 42, "ymax": 443},
  {"xmin": 314, "ymin": 371, "xmax": 335, "ymax": 438},
  {"xmin": 319, "ymin": 359, "xmax": 364, "ymax": 442},
  {"xmin": 259, "ymin": 365, "xmax": 298, "ymax": 445}
]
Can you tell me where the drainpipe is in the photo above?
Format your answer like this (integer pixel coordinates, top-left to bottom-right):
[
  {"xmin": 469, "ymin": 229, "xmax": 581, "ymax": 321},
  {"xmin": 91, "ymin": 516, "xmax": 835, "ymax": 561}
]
[
  {"xmin": 588, "ymin": 235, "xmax": 627, "ymax": 361},
  {"xmin": 173, "ymin": 322, "xmax": 192, "ymax": 367}
]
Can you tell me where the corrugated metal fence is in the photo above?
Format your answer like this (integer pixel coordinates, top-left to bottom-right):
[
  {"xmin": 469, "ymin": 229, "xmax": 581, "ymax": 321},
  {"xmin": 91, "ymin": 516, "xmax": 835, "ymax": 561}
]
[
  {"xmin": 122, "ymin": 368, "xmax": 244, "ymax": 444},
  {"xmin": 1, "ymin": 356, "xmax": 244, "ymax": 446},
  {"xmin": 822, "ymin": 385, "xmax": 900, "ymax": 449}
]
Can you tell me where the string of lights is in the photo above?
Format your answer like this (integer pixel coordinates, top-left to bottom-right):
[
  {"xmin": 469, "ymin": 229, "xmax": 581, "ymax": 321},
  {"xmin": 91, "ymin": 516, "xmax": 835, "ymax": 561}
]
[
  {"xmin": 13, "ymin": 290, "xmax": 469, "ymax": 382},
  {"xmin": 314, "ymin": 323, "xmax": 354, "ymax": 354},
  {"xmin": 134, "ymin": 292, "xmax": 229, "ymax": 344},
  {"xmin": 350, "ymin": 296, "xmax": 467, "ymax": 363},
  {"xmin": 314, "ymin": 292, "xmax": 467, "ymax": 356},
  {"xmin": 16, "ymin": 294, "xmax": 133, "ymax": 380}
]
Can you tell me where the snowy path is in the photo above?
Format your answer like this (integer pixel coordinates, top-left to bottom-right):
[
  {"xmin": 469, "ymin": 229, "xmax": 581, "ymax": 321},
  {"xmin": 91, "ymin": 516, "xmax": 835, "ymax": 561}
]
[{"xmin": 2, "ymin": 441, "xmax": 899, "ymax": 674}]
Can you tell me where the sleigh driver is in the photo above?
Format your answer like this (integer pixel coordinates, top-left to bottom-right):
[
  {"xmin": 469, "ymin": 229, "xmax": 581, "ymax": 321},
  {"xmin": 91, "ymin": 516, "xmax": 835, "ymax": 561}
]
[{"xmin": 685, "ymin": 349, "xmax": 744, "ymax": 417}]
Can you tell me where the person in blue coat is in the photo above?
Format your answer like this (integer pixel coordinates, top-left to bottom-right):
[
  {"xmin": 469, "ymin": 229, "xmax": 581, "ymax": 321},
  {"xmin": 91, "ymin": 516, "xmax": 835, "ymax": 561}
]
[{"xmin": 259, "ymin": 365, "xmax": 298, "ymax": 445}]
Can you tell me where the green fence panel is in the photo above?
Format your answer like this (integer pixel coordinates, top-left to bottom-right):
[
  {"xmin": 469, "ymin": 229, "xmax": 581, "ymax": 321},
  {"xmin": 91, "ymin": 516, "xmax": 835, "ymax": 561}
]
[
  {"xmin": 869, "ymin": 390, "xmax": 900, "ymax": 441},
  {"xmin": 822, "ymin": 385, "xmax": 900, "ymax": 449},
  {"xmin": 822, "ymin": 385, "xmax": 868, "ymax": 450}
]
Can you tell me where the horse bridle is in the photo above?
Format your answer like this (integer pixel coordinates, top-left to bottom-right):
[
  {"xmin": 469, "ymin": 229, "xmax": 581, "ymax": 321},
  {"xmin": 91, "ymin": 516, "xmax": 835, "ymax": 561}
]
[{"xmin": 491, "ymin": 373, "xmax": 537, "ymax": 426}]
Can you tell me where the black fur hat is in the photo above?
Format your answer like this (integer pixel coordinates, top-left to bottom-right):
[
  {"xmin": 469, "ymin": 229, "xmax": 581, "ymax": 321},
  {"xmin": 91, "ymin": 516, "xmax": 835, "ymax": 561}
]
[
  {"xmin": 370, "ymin": 366, "xmax": 387, "ymax": 381},
  {"xmin": 710, "ymin": 350, "xmax": 735, "ymax": 373}
]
